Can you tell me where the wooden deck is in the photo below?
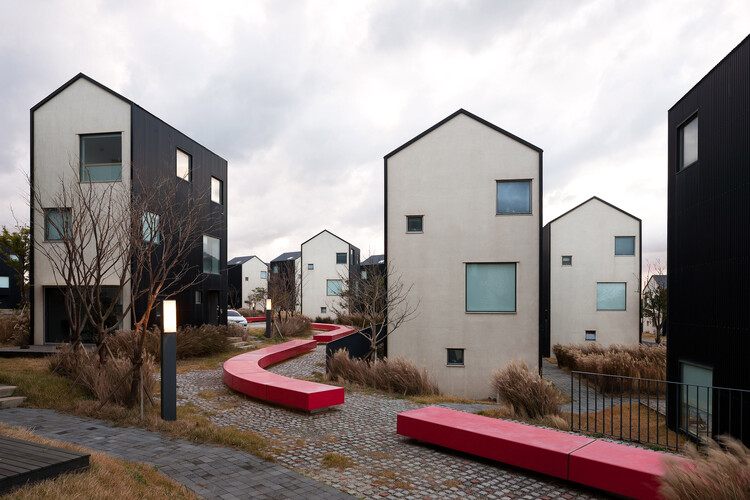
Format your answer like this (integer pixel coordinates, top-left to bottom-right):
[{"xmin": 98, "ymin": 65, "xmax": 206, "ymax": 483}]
[{"xmin": 0, "ymin": 435, "xmax": 90, "ymax": 494}]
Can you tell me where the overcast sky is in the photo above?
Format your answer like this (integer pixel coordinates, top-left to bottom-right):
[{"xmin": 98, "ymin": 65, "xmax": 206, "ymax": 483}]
[{"xmin": 1, "ymin": 1, "xmax": 748, "ymax": 271}]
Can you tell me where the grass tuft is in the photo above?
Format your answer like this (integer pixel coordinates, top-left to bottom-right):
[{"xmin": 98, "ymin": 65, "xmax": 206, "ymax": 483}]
[
  {"xmin": 491, "ymin": 360, "xmax": 566, "ymax": 419},
  {"xmin": 321, "ymin": 452, "xmax": 356, "ymax": 469}
]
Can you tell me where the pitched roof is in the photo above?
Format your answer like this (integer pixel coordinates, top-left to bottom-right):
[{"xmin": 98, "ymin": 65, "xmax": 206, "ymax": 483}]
[
  {"xmin": 545, "ymin": 196, "xmax": 641, "ymax": 227},
  {"xmin": 361, "ymin": 254, "xmax": 386, "ymax": 266},
  {"xmin": 271, "ymin": 251, "xmax": 301, "ymax": 263},
  {"xmin": 300, "ymin": 229, "xmax": 357, "ymax": 250},
  {"xmin": 648, "ymin": 275, "xmax": 667, "ymax": 289},
  {"xmin": 227, "ymin": 255, "xmax": 260, "ymax": 266}
]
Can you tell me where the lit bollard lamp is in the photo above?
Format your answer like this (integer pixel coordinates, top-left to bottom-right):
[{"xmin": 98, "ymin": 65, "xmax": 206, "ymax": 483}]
[
  {"xmin": 161, "ymin": 299, "xmax": 177, "ymax": 421},
  {"xmin": 265, "ymin": 298, "xmax": 272, "ymax": 338}
]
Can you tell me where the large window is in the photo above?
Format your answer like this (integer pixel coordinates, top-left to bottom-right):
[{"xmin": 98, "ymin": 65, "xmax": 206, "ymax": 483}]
[
  {"xmin": 596, "ymin": 282, "xmax": 626, "ymax": 311},
  {"xmin": 679, "ymin": 115, "xmax": 698, "ymax": 170},
  {"xmin": 466, "ymin": 263, "xmax": 516, "ymax": 312},
  {"xmin": 336, "ymin": 253, "xmax": 347, "ymax": 264},
  {"xmin": 211, "ymin": 177, "xmax": 223, "ymax": 204},
  {"xmin": 407, "ymin": 215, "xmax": 423, "ymax": 233},
  {"xmin": 80, "ymin": 133, "xmax": 122, "ymax": 182},
  {"xmin": 202, "ymin": 235, "xmax": 221, "ymax": 274},
  {"xmin": 327, "ymin": 279, "xmax": 343, "ymax": 296},
  {"xmin": 680, "ymin": 361, "xmax": 713, "ymax": 436},
  {"xmin": 176, "ymin": 149, "xmax": 192, "ymax": 181},
  {"xmin": 496, "ymin": 180, "xmax": 531, "ymax": 215},
  {"xmin": 44, "ymin": 208, "xmax": 71, "ymax": 241},
  {"xmin": 614, "ymin": 236, "xmax": 635, "ymax": 256},
  {"xmin": 0, "ymin": 277, "xmax": 8, "ymax": 288},
  {"xmin": 142, "ymin": 212, "xmax": 160, "ymax": 243}
]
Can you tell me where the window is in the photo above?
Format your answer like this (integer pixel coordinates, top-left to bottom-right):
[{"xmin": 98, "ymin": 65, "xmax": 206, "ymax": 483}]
[
  {"xmin": 496, "ymin": 180, "xmax": 531, "ymax": 215},
  {"xmin": 585, "ymin": 330, "xmax": 596, "ymax": 341},
  {"xmin": 142, "ymin": 212, "xmax": 160, "ymax": 243},
  {"xmin": 597, "ymin": 282, "xmax": 626, "ymax": 311},
  {"xmin": 176, "ymin": 149, "xmax": 192, "ymax": 181},
  {"xmin": 245, "ymin": 277, "xmax": 248, "ymax": 281},
  {"xmin": 273, "ymin": 265, "xmax": 279, "ymax": 274},
  {"xmin": 327, "ymin": 279, "xmax": 343, "ymax": 296},
  {"xmin": 466, "ymin": 263, "xmax": 516, "ymax": 312},
  {"xmin": 0, "ymin": 277, "xmax": 8, "ymax": 288},
  {"xmin": 211, "ymin": 177, "xmax": 223, "ymax": 204},
  {"xmin": 80, "ymin": 133, "xmax": 121, "ymax": 182},
  {"xmin": 679, "ymin": 115, "xmax": 698, "ymax": 170},
  {"xmin": 680, "ymin": 361, "xmax": 713, "ymax": 435},
  {"xmin": 308, "ymin": 264, "xmax": 314, "ymax": 270},
  {"xmin": 260, "ymin": 271, "xmax": 267, "ymax": 279},
  {"xmin": 336, "ymin": 253, "xmax": 347, "ymax": 264},
  {"xmin": 320, "ymin": 307, "xmax": 327, "ymax": 314},
  {"xmin": 44, "ymin": 208, "xmax": 71, "ymax": 241},
  {"xmin": 447, "ymin": 348, "xmax": 465, "ymax": 366},
  {"xmin": 406, "ymin": 215, "xmax": 423, "ymax": 233},
  {"xmin": 562, "ymin": 256, "xmax": 572, "ymax": 266},
  {"xmin": 202, "ymin": 235, "xmax": 220, "ymax": 274},
  {"xmin": 615, "ymin": 236, "xmax": 635, "ymax": 256},
  {"xmin": 361, "ymin": 270, "xmax": 367, "ymax": 279},
  {"xmin": 195, "ymin": 291, "xmax": 202, "ymax": 304}
]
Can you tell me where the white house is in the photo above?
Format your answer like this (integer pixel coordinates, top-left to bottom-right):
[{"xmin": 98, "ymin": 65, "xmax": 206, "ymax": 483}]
[
  {"xmin": 543, "ymin": 197, "xmax": 641, "ymax": 350},
  {"xmin": 227, "ymin": 255, "xmax": 268, "ymax": 311},
  {"xmin": 642, "ymin": 274, "xmax": 666, "ymax": 335},
  {"xmin": 385, "ymin": 109, "xmax": 543, "ymax": 400},
  {"xmin": 300, "ymin": 230, "xmax": 360, "ymax": 319}
]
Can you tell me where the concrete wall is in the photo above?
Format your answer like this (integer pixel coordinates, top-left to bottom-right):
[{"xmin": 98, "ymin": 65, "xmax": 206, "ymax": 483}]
[
  {"xmin": 548, "ymin": 198, "xmax": 640, "ymax": 348},
  {"xmin": 301, "ymin": 231, "xmax": 351, "ymax": 319},
  {"xmin": 240, "ymin": 257, "xmax": 268, "ymax": 311},
  {"xmin": 386, "ymin": 112, "xmax": 541, "ymax": 400},
  {"xmin": 32, "ymin": 78, "xmax": 132, "ymax": 344}
]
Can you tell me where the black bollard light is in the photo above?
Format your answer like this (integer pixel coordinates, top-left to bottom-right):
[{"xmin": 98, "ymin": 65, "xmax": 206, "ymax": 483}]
[{"xmin": 161, "ymin": 299, "xmax": 177, "ymax": 421}]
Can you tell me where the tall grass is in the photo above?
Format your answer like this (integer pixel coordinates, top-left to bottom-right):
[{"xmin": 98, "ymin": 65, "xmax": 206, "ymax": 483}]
[
  {"xmin": 0, "ymin": 309, "xmax": 30, "ymax": 346},
  {"xmin": 103, "ymin": 324, "xmax": 231, "ymax": 360},
  {"xmin": 660, "ymin": 436, "xmax": 750, "ymax": 499},
  {"xmin": 491, "ymin": 360, "xmax": 565, "ymax": 419},
  {"xmin": 273, "ymin": 314, "xmax": 312, "ymax": 337},
  {"xmin": 326, "ymin": 349, "xmax": 439, "ymax": 396}
]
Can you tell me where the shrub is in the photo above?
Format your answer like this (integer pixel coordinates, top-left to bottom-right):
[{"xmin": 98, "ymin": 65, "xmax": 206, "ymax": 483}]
[
  {"xmin": 236, "ymin": 307, "xmax": 257, "ymax": 317},
  {"xmin": 326, "ymin": 349, "xmax": 439, "ymax": 396},
  {"xmin": 552, "ymin": 343, "xmax": 666, "ymax": 384},
  {"xmin": 313, "ymin": 316, "xmax": 334, "ymax": 324},
  {"xmin": 273, "ymin": 315, "xmax": 312, "ymax": 337},
  {"xmin": 491, "ymin": 360, "xmax": 565, "ymax": 419},
  {"xmin": 104, "ymin": 324, "xmax": 231, "ymax": 361},
  {"xmin": 660, "ymin": 436, "xmax": 750, "ymax": 499},
  {"xmin": 0, "ymin": 309, "xmax": 30, "ymax": 346}
]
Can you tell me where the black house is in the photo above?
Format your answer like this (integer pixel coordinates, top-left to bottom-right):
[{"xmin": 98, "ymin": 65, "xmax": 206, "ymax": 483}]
[
  {"xmin": 0, "ymin": 253, "xmax": 22, "ymax": 310},
  {"xmin": 667, "ymin": 34, "xmax": 750, "ymax": 443}
]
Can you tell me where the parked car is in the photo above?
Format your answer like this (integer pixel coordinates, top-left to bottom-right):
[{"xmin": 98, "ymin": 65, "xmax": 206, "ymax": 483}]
[{"xmin": 227, "ymin": 309, "xmax": 248, "ymax": 328}]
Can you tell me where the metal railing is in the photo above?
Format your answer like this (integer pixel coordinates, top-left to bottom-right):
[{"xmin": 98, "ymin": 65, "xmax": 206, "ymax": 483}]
[{"xmin": 569, "ymin": 371, "xmax": 750, "ymax": 451}]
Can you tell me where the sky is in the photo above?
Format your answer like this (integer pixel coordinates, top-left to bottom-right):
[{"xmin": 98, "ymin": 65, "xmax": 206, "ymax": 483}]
[{"xmin": 1, "ymin": 0, "xmax": 748, "ymax": 273}]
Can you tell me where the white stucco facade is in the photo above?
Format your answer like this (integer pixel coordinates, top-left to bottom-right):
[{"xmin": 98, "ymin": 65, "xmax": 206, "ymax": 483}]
[
  {"xmin": 547, "ymin": 197, "xmax": 641, "ymax": 348},
  {"xmin": 238, "ymin": 256, "xmax": 268, "ymax": 311},
  {"xmin": 385, "ymin": 110, "xmax": 542, "ymax": 400},
  {"xmin": 300, "ymin": 230, "xmax": 357, "ymax": 319}
]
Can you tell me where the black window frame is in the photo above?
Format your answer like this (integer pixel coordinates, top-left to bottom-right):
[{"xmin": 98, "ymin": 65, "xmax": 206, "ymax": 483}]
[
  {"xmin": 336, "ymin": 253, "xmax": 347, "ymax": 265},
  {"xmin": 406, "ymin": 215, "xmax": 423, "ymax": 233},
  {"xmin": 447, "ymin": 348, "xmax": 465, "ymax": 366}
]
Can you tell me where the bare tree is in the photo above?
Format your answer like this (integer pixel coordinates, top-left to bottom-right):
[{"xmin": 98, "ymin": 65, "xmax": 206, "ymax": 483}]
[
  {"xmin": 643, "ymin": 260, "xmax": 667, "ymax": 345},
  {"xmin": 268, "ymin": 261, "xmax": 302, "ymax": 320},
  {"xmin": 245, "ymin": 286, "xmax": 267, "ymax": 312},
  {"xmin": 331, "ymin": 259, "xmax": 418, "ymax": 362}
]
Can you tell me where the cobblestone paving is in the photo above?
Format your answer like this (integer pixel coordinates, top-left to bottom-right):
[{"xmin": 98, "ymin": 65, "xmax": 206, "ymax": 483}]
[{"xmin": 179, "ymin": 346, "xmax": 606, "ymax": 499}]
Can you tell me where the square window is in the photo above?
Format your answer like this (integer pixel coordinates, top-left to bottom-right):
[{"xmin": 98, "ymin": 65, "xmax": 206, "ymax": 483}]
[
  {"xmin": 327, "ymin": 279, "xmax": 343, "ymax": 296},
  {"xmin": 447, "ymin": 348, "xmax": 464, "ymax": 366},
  {"xmin": 260, "ymin": 271, "xmax": 267, "ymax": 279},
  {"xmin": 195, "ymin": 290, "xmax": 202, "ymax": 305},
  {"xmin": 80, "ymin": 133, "xmax": 122, "ymax": 182},
  {"xmin": 44, "ymin": 208, "xmax": 71, "ymax": 241},
  {"xmin": 466, "ymin": 263, "xmax": 516, "ymax": 312},
  {"xmin": 585, "ymin": 330, "xmax": 596, "ymax": 341},
  {"xmin": 562, "ymin": 256, "xmax": 572, "ymax": 266},
  {"xmin": 0, "ymin": 276, "xmax": 8, "ymax": 288},
  {"xmin": 176, "ymin": 149, "xmax": 192, "ymax": 181},
  {"xmin": 336, "ymin": 253, "xmax": 347, "ymax": 264},
  {"xmin": 308, "ymin": 263, "xmax": 314, "ymax": 270},
  {"xmin": 615, "ymin": 236, "xmax": 635, "ymax": 256},
  {"xmin": 679, "ymin": 115, "xmax": 698, "ymax": 170},
  {"xmin": 597, "ymin": 282, "xmax": 626, "ymax": 311},
  {"xmin": 202, "ymin": 235, "xmax": 220, "ymax": 274},
  {"xmin": 406, "ymin": 215, "xmax": 423, "ymax": 232},
  {"xmin": 142, "ymin": 212, "xmax": 160, "ymax": 243},
  {"xmin": 497, "ymin": 180, "xmax": 531, "ymax": 215},
  {"xmin": 320, "ymin": 307, "xmax": 327, "ymax": 314},
  {"xmin": 211, "ymin": 177, "xmax": 223, "ymax": 204}
]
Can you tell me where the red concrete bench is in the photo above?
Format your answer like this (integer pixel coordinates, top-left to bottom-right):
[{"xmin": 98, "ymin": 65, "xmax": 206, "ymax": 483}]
[
  {"xmin": 223, "ymin": 339, "xmax": 344, "ymax": 411},
  {"xmin": 397, "ymin": 406, "xmax": 687, "ymax": 500},
  {"xmin": 311, "ymin": 323, "xmax": 355, "ymax": 343},
  {"xmin": 244, "ymin": 316, "xmax": 266, "ymax": 323}
]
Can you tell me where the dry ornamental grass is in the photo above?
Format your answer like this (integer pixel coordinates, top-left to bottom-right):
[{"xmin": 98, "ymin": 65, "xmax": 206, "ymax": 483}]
[{"xmin": 490, "ymin": 360, "xmax": 566, "ymax": 420}]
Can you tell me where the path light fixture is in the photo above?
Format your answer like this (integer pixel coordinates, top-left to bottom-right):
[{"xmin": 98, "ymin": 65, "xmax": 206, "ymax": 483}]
[
  {"xmin": 265, "ymin": 298, "xmax": 272, "ymax": 338},
  {"xmin": 161, "ymin": 299, "xmax": 177, "ymax": 421}
]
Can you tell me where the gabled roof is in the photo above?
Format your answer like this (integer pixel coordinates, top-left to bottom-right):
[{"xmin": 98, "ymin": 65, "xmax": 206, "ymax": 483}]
[
  {"xmin": 647, "ymin": 275, "xmax": 667, "ymax": 289},
  {"xmin": 228, "ymin": 255, "xmax": 264, "ymax": 267},
  {"xmin": 545, "ymin": 196, "xmax": 641, "ymax": 227},
  {"xmin": 384, "ymin": 108, "xmax": 542, "ymax": 159},
  {"xmin": 271, "ymin": 251, "xmax": 301, "ymax": 263},
  {"xmin": 300, "ymin": 229, "xmax": 357, "ymax": 250},
  {"xmin": 361, "ymin": 254, "xmax": 386, "ymax": 266}
]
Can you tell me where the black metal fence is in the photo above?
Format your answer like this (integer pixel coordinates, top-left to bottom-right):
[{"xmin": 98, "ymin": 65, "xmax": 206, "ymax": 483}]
[{"xmin": 569, "ymin": 371, "xmax": 750, "ymax": 451}]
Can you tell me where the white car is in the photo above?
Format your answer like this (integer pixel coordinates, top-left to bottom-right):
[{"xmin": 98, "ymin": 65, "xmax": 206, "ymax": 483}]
[{"xmin": 227, "ymin": 309, "xmax": 248, "ymax": 327}]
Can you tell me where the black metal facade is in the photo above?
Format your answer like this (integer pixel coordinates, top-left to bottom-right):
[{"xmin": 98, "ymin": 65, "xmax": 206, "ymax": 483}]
[
  {"xmin": 0, "ymin": 256, "xmax": 22, "ymax": 310},
  {"xmin": 667, "ymin": 35, "xmax": 750, "ymax": 442}
]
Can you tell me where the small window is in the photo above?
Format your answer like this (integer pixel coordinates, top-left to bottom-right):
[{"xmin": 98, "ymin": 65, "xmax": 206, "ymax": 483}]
[
  {"xmin": 466, "ymin": 263, "xmax": 516, "ymax": 312},
  {"xmin": 597, "ymin": 282, "xmax": 626, "ymax": 311},
  {"xmin": 615, "ymin": 236, "xmax": 635, "ymax": 256},
  {"xmin": 562, "ymin": 256, "xmax": 572, "ymax": 266},
  {"xmin": 327, "ymin": 279, "xmax": 343, "ymax": 296},
  {"xmin": 497, "ymin": 180, "xmax": 531, "ymax": 215},
  {"xmin": 211, "ymin": 177, "xmax": 223, "ymax": 204},
  {"xmin": 273, "ymin": 265, "xmax": 278, "ymax": 274},
  {"xmin": 0, "ymin": 276, "xmax": 9, "ymax": 288},
  {"xmin": 245, "ymin": 277, "xmax": 248, "ymax": 281},
  {"xmin": 142, "ymin": 212, "xmax": 160, "ymax": 243},
  {"xmin": 585, "ymin": 330, "xmax": 596, "ymax": 341},
  {"xmin": 308, "ymin": 263, "xmax": 314, "ymax": 270},
  {"xmin": 447, "ymin": 349, "xmax": 464, "ymax": 366},
  {"xmin": 361, "ymin": 270, "xmax": 367, "ymax": 279},
  {"xmin": 679, "ymin": 115, "xmax": 698, "ymax": 170},
  {"xmin": 44, "ymin": 208, "xmax": 71, "ymax": 241},
  {"xmin": 80, "ymin": 133, "xmax": 122, "ymax": 182},
  {"xmin": 195, "ymin": 290, "xmax": 202, "ymax": 305},
  {"xmin": 320, "ymin": 307, "xmax": 327, "ymax": 314},
  {"xmin": 260, "ymin": 271, "xmax": 267, "ymax": 279},
  {"xmin": 406, "ymin": 215, "xmax": 423, "ymax": 233},
  {"xmin": 176, "ymin": 149, "xmax": 192, "ymax": 181},
  {"xmin": 336, "ymin": 253, "xmax": 347, "ymax": 264},
  {"xmin": 202, "ymin": 235, "xmax": 220, "ymax": 274}
]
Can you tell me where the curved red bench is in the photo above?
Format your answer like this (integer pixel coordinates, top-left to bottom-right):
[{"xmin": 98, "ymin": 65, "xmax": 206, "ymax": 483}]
[
  {"xmin": 244, "ymin": 316, "xmax": 266, "ymax": 323},
  {"xmin": 311, "ymin": 323, "xmax": 355, "ymax": 343},
  {"xmin": 223, "ymin": 339, "xmax": 344, "ymax": 411}
]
